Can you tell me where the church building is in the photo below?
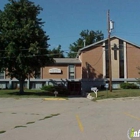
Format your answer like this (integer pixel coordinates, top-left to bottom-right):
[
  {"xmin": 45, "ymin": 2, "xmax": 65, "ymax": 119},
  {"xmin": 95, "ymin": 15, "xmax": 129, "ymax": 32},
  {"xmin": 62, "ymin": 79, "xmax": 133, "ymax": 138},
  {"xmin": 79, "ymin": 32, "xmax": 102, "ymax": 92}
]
[
  {"xmin": 76, "ymin": 36, "xmax": 140, "ymax": 91},
  {"xmin": 0, "ymin": 36, "xmax": 140, "ymax": 94}
]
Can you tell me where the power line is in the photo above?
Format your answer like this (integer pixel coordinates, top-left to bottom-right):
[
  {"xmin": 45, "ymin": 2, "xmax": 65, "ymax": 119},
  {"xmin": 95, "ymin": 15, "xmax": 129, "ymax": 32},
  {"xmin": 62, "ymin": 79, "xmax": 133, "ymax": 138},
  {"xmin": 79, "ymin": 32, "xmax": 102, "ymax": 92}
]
[{"xmin": 91, "ymin": 52, "xmax": 103, "ymax": 67}]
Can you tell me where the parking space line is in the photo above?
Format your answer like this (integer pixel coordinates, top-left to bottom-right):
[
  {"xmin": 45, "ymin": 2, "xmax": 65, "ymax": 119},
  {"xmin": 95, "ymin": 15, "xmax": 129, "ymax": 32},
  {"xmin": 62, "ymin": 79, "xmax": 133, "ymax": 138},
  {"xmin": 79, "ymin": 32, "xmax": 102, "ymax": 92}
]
[
  {"xmin": 76, "ymin": 115, "xmax": 84, "ymax": 132},
  {"xmin": 124, "ymin": 112, "xmax": 140, "ymax": 121}
]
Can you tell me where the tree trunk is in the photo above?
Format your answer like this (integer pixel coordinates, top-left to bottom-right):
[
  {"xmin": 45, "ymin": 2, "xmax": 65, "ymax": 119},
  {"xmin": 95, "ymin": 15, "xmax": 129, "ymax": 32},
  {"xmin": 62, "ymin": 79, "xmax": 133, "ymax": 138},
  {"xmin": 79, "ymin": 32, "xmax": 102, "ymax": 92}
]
[{"xmin": 19, "ymin": 79, "xmax": 24, "ymax": 94}]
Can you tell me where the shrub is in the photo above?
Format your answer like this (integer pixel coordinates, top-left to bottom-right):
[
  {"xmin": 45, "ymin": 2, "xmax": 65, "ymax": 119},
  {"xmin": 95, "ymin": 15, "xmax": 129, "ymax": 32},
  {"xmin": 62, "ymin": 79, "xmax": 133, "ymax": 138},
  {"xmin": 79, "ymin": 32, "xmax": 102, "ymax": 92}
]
[
  {"xmin": 53, "ymin": 85, "xmax": 69, "ymax": 96},
  {"xmin": 120, "ymin": 83, "xmax": 139, "ymax": 89},
  {"xmin": 41, "ymin": 85, "xmax": 55, "ymax": 92},
  {"xmin": 41, "ymin": 85, "xmax": 69, "ymax": 96}
]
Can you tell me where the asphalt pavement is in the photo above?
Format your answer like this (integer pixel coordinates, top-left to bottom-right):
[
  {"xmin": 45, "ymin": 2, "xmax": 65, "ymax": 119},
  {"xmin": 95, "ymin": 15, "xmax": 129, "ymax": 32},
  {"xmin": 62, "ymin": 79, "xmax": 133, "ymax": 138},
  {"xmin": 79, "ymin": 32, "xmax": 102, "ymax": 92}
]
[{"xmin": 0, "ymin": 97, "xmax": 140, "ymax": 140}]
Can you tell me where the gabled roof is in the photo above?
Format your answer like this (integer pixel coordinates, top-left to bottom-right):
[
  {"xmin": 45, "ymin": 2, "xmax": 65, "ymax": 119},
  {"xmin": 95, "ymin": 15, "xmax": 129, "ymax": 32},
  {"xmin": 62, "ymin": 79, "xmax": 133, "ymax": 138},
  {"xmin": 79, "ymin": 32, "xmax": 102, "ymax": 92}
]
[
  {"xmin": 76, "ymin": 36, "xmax": 140, "ymax": 57},
  {"xmin": 54, "ymin": 58, "xmax": 81, "ymax": 64}
]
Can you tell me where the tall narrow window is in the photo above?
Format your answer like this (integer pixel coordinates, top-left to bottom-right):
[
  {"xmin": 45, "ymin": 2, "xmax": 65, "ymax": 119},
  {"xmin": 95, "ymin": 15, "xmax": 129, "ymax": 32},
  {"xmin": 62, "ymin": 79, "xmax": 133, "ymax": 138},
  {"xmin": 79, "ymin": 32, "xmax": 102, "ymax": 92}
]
[
  {"xmin": 0, "ymin": 72, "xmax": 4, "ymax": 79},
  {"xmin": 105, "ymin": 40, "xmax": 109, "ymax": 78},
  {"xmin": 119, "ymin": 40, "xmax": 124, "ymax": 78},
  {"xmin": 69, "ymin": 65, "xmax": 75, "ymax": 79}
]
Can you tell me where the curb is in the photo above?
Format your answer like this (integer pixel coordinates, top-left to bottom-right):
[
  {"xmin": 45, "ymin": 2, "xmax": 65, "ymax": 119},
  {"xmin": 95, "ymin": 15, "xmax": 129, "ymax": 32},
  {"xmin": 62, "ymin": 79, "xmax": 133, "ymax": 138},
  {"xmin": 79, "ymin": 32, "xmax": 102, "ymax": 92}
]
[{"xmin": 43, "ymin": 98, "xmax": 67, "ymax": 101}]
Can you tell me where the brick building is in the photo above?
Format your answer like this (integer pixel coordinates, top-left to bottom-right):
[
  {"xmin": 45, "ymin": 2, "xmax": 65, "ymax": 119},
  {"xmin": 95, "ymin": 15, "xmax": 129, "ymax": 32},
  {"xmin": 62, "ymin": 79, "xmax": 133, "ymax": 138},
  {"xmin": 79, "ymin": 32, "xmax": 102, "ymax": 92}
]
[
  {"xmin": 0, "ymin": 36, "xmax": 140, "ymax": 94},
  {"xmin": 77, "ymin": 36, "xmax": 140, "ymax": 91}
]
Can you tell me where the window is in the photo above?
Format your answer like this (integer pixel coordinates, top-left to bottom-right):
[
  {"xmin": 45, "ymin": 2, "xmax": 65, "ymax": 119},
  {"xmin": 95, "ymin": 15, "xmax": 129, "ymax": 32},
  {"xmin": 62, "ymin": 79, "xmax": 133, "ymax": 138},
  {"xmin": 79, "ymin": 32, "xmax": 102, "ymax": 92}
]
[
  {"xmin": 0, "ymin": 72, "xmax": 4, "ymax": 79},
  {"xmin": 105, "ymin": 40, "xmax": 109, "ymax": 78},
  {"xmin": 69, "ymin": 65, "xmax": 75, "ymax": 79},
  {"xmin": 119, "ymin": 40, "xmax": 124, "ymax": 78}
]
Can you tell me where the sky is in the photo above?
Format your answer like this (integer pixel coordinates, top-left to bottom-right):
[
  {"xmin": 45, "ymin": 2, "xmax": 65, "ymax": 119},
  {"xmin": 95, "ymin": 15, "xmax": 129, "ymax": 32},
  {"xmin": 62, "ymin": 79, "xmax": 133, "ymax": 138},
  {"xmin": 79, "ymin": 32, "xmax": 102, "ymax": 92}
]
[{"xmin": 0, "ymin": 0, "xmax": 140, "ymax": 55}]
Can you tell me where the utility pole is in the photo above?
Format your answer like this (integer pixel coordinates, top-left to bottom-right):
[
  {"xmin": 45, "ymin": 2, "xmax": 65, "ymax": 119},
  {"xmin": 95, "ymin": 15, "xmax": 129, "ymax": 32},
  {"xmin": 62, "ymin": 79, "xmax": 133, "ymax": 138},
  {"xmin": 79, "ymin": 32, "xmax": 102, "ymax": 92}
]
[{"xmin": 107, "ymin": 10, "xmax": 112, "ymax": 92}]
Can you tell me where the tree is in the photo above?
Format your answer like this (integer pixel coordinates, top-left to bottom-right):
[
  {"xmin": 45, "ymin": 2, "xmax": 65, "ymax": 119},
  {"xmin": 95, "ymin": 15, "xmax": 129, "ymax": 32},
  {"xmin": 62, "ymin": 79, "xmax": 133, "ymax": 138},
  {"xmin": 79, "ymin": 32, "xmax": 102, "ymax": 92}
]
[
  {"xmin": 67, "ymin": 30, "xmax": 104, "ymax": 58},
  {"xmin": 49, "ymin": 45, "xmax": 65, "ymax": 58},
  {"xmin": 0, "ymin": 0, "xmax": 54, "ymax": 94}
]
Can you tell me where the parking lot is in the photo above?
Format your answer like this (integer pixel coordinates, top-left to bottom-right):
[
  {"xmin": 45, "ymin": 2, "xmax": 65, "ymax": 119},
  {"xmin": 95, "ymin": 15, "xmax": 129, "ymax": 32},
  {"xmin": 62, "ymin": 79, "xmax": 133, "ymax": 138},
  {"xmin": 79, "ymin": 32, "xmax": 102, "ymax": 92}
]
[{"xmin": 0, "ymin": 97, "xmax": 140, "ymax": 140}]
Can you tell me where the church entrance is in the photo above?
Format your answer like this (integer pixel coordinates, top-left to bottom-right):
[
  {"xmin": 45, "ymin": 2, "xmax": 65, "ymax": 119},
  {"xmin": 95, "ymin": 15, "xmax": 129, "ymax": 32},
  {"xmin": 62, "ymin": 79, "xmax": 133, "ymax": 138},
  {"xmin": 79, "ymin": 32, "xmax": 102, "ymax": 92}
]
[{"xmin": 67, "ymin": 81, "xmax": 81, "ymax": 95}]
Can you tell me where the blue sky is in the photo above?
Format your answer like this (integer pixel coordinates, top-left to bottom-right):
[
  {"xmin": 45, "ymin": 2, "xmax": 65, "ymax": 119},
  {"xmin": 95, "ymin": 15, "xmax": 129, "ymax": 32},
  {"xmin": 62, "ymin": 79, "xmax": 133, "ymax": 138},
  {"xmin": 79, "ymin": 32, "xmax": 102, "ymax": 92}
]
[{"xmin": 0, "ymin": 0, "xmax": 140, "ymax": 54}]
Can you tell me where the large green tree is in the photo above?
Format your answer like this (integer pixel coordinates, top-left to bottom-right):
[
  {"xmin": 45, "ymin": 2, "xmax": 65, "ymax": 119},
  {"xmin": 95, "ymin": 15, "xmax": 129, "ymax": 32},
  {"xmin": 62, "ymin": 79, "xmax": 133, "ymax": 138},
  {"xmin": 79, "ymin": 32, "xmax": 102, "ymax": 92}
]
[
  {"xmin": 0, "ymin": 0, "xmax": 54, "ymax": 93},
  {"xmin": 68, "ymin": 30, "xmax": 104, "ymax": 58},
  {"xmin": 49, "ymin": 45, "xmax": 65, "ymax": 58}
]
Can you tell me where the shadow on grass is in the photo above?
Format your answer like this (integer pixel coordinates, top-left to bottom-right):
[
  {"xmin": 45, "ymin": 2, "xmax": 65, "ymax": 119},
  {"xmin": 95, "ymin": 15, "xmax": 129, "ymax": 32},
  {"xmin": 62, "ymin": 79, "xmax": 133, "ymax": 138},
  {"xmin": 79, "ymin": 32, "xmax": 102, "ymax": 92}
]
[{"xmin": 8, "ymin": 91, "xmax": 49, "ymax": 96}]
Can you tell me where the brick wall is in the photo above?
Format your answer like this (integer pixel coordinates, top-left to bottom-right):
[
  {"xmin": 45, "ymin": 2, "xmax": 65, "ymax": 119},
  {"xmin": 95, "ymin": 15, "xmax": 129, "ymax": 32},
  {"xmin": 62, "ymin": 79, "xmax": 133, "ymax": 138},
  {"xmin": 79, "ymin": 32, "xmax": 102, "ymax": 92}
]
[
  {"xmin": 42, "ymin": 64, "xmax": 81, "ymax": 79},
  {"xmin": 127, "ymin": 43, "xmax": 140, "ymax": 78},
  {"xmin": 80, "ymin": 45, "xmax": 103, "ymax": 79}
]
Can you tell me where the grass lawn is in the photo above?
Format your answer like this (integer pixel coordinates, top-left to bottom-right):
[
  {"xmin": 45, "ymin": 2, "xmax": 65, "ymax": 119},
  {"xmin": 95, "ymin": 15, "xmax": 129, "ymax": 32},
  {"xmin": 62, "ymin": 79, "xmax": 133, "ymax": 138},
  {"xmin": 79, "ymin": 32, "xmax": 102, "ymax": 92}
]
[
  {"xmin": 1, "ymin": 89, "xmax": 140, "ymax": 99},
  {"xmin": 0, "ymin": 89, "xmax": 63, "ymax": 98},
  {"xmin": 91, "ymin": 89, "xmax": 140, "ymax": 100}
]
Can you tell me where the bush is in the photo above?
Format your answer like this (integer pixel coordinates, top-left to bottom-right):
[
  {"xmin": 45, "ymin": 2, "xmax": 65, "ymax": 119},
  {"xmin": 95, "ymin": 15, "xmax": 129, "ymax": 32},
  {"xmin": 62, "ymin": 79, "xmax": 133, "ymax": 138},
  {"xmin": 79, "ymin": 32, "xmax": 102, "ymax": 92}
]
[
  {"xmin": 41, "ymin": 85, "xmax": 55, "ymax": 92},
  {"xmin": 120, "ymin": 83, "xmax": 139, "ymax": 89},
  {"xmin": 41, "ymin": 85, "xmax": 69, "ymax": 96},
  {"xmin": 54, "ymin": 86, "xmax": 69, "ymax": 96}
]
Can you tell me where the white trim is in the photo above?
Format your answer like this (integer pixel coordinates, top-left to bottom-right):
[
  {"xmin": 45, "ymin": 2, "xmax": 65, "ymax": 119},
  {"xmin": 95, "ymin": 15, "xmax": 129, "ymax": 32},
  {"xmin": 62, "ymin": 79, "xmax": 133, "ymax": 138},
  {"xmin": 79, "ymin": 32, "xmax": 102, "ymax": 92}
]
[
  {"xmin": 79, "ymin": 55, "xmax": 83, "ymax": 78},
  {"xmin": 0, "ymin": 78, "xmax": 138, "ymax": 83},
  {"xmin": 78, "ymin": 55, "xmax": 82, "ymax": 62},
  {"xmin": 124, "ymin": 42, "xmax": 127, "ymax": 79},
  {"xmin": 103, "ymin": 47, "xmax": 106, "ymax": 78},
  {"xmin": 74, "ymin": 65, "xmax": 76, "ymax": 79},
  {"xmin": 68, "ymin": 64, "xmax": 75, "ymax": 79},
  {"xmin": 67, "ymin": 65, "xmax": 69, "ymax": 79}
]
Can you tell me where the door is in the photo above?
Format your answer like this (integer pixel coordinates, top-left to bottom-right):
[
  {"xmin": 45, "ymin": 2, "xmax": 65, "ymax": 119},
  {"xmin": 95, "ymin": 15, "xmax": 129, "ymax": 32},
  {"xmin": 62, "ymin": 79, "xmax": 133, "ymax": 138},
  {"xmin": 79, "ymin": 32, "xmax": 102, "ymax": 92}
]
[{"xmin": 67, "ymin": 81, "xmax": 81, "ymax": 95}]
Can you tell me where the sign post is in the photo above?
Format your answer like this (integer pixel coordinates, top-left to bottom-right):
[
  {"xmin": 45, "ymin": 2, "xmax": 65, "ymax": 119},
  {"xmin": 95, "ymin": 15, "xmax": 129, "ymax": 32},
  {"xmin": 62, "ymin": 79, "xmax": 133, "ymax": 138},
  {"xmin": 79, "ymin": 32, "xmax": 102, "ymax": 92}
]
[{"xmin": 54, "ymin": 91, "xmax": 58, "ymax": 97}]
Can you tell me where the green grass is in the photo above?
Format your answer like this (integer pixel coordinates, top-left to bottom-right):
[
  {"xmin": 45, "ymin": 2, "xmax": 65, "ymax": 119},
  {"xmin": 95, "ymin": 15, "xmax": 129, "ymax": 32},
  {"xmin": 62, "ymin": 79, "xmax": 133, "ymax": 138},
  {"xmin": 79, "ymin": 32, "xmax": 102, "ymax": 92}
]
[
  {"xmin": 91, "ymin": 89, "xmax": 140, "ymax": 100},
  {"xmin": 0, "ymin": 89, "xmax": 64, "ymax": 98},
  {"xmin": 1, "ymin": 89, "xmax": 139, "ymax": 99}
]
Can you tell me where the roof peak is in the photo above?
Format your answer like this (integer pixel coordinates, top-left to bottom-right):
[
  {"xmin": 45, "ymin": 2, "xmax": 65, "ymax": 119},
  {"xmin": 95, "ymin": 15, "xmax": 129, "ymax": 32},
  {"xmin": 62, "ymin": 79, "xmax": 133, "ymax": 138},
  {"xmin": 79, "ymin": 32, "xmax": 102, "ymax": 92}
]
[{"xmin": 76, "ymin": 35, "xmax": 140, "ymax": 57}]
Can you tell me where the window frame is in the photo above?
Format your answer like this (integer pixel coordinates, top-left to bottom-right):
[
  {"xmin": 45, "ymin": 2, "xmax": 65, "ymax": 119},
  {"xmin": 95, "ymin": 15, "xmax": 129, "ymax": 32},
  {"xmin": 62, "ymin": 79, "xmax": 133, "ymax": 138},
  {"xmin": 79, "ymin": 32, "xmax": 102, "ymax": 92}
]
[{"xmin": 68, "ymin": 65, "xmax": 75, "ymax": 79}]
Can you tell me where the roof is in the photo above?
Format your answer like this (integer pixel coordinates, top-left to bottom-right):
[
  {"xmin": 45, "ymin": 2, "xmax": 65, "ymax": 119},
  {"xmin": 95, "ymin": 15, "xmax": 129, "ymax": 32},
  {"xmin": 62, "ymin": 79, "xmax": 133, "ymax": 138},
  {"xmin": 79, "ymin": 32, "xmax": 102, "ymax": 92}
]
[
  {"xmin": 54, "ymin": 58, "xmax": 81, "ymax": 64},
  {"xmin": 76, "ymin": 35, "xmax": 140, "ymax": 57}
]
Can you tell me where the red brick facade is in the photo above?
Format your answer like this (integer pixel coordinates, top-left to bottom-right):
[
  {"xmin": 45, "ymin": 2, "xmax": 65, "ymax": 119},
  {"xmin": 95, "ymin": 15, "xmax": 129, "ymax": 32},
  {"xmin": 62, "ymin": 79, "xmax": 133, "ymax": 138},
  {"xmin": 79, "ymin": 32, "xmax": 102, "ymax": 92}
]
[
  {"xmin": 126, "ymin": 43, "xmax": 140, "ymax": 78},
  {"xmin": 42, "ymin": 64, "xmax": 81, "ymax": 79},
  {"xmin": 80, "ymin": 45, "xmax": 103, "ymax": 79}
]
